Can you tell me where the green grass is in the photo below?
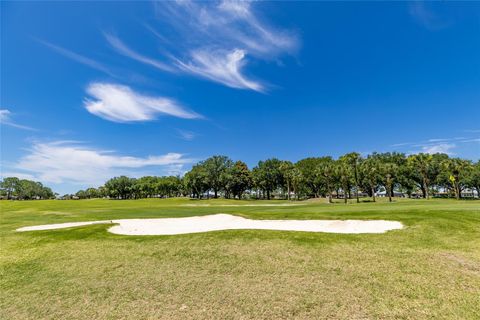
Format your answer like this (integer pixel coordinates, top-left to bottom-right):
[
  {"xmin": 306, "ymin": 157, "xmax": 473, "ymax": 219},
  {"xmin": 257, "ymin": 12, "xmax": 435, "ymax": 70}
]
[{"xmin": 1, "ymin": 198, "xmax": 479, "ymax": 319}]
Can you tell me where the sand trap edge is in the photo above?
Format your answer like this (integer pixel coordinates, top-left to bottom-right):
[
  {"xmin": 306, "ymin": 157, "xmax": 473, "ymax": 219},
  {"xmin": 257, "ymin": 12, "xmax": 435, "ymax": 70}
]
[{"xmin": 16, "ymin": 214, "xmax": 403, "ymax": 235}]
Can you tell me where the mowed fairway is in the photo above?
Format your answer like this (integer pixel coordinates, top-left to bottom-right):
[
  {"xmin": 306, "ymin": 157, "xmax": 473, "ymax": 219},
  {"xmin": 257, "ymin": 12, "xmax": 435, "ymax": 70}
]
[{"xmin": 1, "ymin": 198, "xmax": 479, "ymax": 319}]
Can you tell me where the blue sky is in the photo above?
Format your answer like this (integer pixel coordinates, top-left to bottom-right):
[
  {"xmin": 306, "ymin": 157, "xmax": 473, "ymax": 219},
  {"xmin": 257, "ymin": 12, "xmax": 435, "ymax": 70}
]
[{"xmin": 1, "ymin": 1, "xmax": 479, "ymax": 194}]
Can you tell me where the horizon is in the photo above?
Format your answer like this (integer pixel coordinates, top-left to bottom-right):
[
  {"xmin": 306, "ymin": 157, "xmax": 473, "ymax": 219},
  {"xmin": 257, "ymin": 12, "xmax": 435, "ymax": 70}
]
[
  {"xmin": 2, "ymin": 1, "xmax": 480, "ymax": 194},
  {"xmin": 1, "ymin": 150, "xmax": 477, "ymax": 197}
]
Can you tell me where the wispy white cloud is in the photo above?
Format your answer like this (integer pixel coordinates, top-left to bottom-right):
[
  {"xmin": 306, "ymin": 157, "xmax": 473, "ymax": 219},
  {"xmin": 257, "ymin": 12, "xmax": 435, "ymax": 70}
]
[
  {"xmin": 165, "ymin": 0, "xmax": 298, "ymax": 90},
  {"xmin": 104, "ymin": 33, "xmax": 175, "ymax": 73},
  {"xmin": 460, "ymin": 138, "xmax": 480, "ymax": 144},
  {"xmin": 176, "ymin": 48, "xmax": 263, "ymax": 91},
  {"xmin": 107, "ymin": 0, "xmax": 299, "ymax": 91},
  {"xmin": 10, "ymin": 141, "xmax": 194, "ymax": 186},
  {"xmin": 390, "ymin": 142, "xmax": 412, "ymax": 147},
  {"xmin": 0, "ymin": 172, "xmax": 37, "ymax": 181},
  {"xmin": 36, "ymin": 39, "xmax": 115, "ymax": 76},
  {"xmin": 420, "ymin": 143, "xmax": 456, "ymax": 155},
  {"xmin": 157, "ymin": 0, "xmax": 298, "ymax": 57},
  {"xmin": 409, "ymin": 1, "xmax": 451, "ymax": 31},
  {"xmin": 0, "ymin": 109, "xmax": 36, "ymax": 131},
  {"xmin": 427, "ymin": 137, "xmax": 467, "ymax": 142},
  {"xmin": 215, "ymin": 0, "xmax": 298, "ymax": 56},
  {"xmin": 177, "ymin": 129, "xmax": 196, "ymax": 141},
  {"xmin": 84, "ymin": 82, "xmax": 202, "ymax": 122},
  {"xmin": 37, "ymin": 38, "xmax": 164, "ymax": 86},
  {"xmin": 391, "ymin": 136, "xmax": 480, "ymax": 156}
]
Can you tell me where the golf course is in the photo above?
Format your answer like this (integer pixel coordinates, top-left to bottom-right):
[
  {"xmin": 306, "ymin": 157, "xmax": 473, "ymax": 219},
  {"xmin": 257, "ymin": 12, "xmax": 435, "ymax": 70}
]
[
  {"xmin": 1, "ymin": 198, "xmax": 479, "ymax": 319},
  {"xmin": 3, "ymin": 0, "xmax": 480, "ymax": 319}
]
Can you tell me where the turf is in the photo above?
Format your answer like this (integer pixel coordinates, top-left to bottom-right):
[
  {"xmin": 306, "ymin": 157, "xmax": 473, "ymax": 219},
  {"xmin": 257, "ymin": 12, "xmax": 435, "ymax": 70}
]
[{"xmin": 1, "ymin": 198, "xmax": 479, "ymax": 319}]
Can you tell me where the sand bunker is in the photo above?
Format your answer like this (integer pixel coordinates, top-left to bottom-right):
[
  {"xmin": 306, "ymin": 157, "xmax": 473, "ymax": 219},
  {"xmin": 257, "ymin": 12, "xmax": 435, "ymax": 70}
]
[
  {"xmin": 17, "ymin": 220, "xmax": 112, "ymax": 231},
  {"xmin": 16, "ymin": 214, "xmax": 403, "ymax": 235}
]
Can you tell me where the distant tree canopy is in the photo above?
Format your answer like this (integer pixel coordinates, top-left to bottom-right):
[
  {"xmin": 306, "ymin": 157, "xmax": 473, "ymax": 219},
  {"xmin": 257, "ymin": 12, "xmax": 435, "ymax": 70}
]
[
  {"xmin": 0, "ymin": 177, "xmax": 54, "ymax": 200},
  {"xmin": 81, "ymin": 153, "xmax": 480, "ymax": 201},
  {"xmin": 74, "ymin": 176, "xmax": 183, "ymax": 200},
  {"xmin": 2, "ymin": 153, "xmax": 479, "ymax": 201}
]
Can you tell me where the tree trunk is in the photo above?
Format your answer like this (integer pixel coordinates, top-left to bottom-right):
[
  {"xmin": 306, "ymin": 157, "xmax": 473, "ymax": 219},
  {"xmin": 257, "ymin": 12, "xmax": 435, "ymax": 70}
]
[
  {"xmin": 214, "ymin": 189, "xmax": 218, "ymax": 199},
  {"xmin": 371, "ymin": 186, "xmax": 376, "ymax": 202},
  {"xmin": 422, "ymin": 177, "xmax": 429, "ymax": 199},
  {"xmin": 267, "ymin": 190, "xmax": 271, "ymax": 200},
  {"xmin": 387, "ymin": 177, "xmax": 392, "ymax": 202},
  {"xmin": 287, "ymin": 183, "xmax": 290, "ymax": 201}
]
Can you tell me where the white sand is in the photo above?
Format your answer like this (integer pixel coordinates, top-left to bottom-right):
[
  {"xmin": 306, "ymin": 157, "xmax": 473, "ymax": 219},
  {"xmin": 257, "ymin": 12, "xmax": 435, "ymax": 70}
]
[
  {"xmin": 16, "ymin": 214, "xmax": 403, "ymax": 235},
  {"xmin": 16, "ymin": 220, "xmax": 111, "ymax": 232}
]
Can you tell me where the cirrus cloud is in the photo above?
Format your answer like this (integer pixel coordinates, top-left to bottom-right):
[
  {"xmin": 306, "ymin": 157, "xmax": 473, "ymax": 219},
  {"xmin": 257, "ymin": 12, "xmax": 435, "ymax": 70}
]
[
  {"xmin": 175, "ymin": 48, "xmax": 263, "ymax": 92},
  {"xmin": 84, "ymin": 82, "xmax": 202, "ymax": 122},
  {"xmin": 104, "ymin": 33, "xmax": 174, "ymax": 73},
  {"xmin": 420, "ymin": 143, "xmax": 456, "ymax": 155},
  {"xmin": 0, "ymin": 109, "xmax": 36, "ymax": 131},
  {"xmin": 106, "ymin": 0, "xmax": 299, "ymax": 92},
  {"xmin": 409, "ymin": 1, "xmax": 452, "ymax": 31},
  {"xmin": 9, "ymin": 141, "xmax": 194, "ymax": 186},
  {"xmin": 36, "ymin": 39, "xmax": 115, "ymax": 76},
  {"xmin": 390, "ymin": 136, "xmax": 480, "ymax": 156}
]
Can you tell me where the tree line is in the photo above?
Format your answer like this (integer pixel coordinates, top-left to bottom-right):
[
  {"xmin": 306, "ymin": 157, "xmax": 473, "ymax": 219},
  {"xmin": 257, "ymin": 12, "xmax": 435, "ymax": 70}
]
[
  {"xmin": 75, "ymin": 176, "xmax": 184, "ymax": 200},
  {"xmin": 183, "ymin": 153, "xmax": 479, "ymax": 202},
  {"xmin": 1, "ymin": 152, "xmax": 479, "ymax": 201},
  {"xmin": 0, "ymin": 177, "xmax": 54, "ymax": 200},
  {"xmin": 60, "ymin": 152, "xmax": 480, "ymax": 201}
]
